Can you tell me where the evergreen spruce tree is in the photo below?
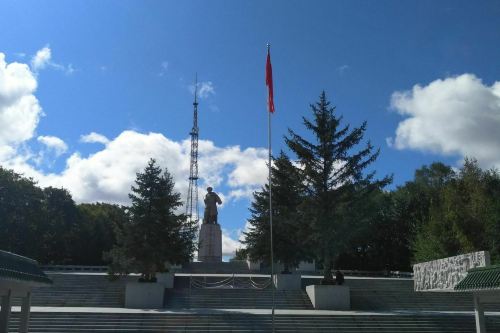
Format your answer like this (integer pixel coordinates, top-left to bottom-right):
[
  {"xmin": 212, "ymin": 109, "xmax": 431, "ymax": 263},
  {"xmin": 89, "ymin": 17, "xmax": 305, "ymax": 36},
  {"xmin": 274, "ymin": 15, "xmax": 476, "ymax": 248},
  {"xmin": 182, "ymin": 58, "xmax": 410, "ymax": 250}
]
[
  {"xmin": 107, "ymin": 159, "xmax": 196, "ymax": 281},
  {"xmin": 285, "ymin": 92, "xmax": 390, "ymax": 283},
  {"xmin": 243, "ymin": 151, "xmax": 308, "ymax": 273}
]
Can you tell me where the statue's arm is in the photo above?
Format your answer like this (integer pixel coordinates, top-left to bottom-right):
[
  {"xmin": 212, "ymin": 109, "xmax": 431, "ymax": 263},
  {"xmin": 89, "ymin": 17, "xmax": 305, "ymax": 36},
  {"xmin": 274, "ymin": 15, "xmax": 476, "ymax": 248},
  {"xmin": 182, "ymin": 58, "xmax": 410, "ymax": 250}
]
[{"xmin": 216, "ymin": 194, "xmax": 222, "ymax": 205}]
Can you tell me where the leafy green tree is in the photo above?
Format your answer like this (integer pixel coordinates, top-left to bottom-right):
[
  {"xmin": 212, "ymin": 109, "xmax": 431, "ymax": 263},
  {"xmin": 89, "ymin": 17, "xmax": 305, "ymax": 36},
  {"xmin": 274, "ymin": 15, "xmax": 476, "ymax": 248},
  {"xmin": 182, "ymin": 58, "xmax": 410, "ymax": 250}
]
[
  {"xmin": 406, "ymin": 162, "xmax": 454, "ymax": 228},
  {"xmin": 336, "ymin": 189, "xmax": 413, "ymax": 271},
  {"xmin": 285, "ymin": 92, "xmax": 390, "ymax": 283},
  {"xmin": 76, "ymin": 203, "xmax": 128, "ymax": 265},
  {"xmin": 243, "ymin": 152, "xmax": 309, "ymax": 273},
  {"xmin": 0, "ymin": 168, "xmax": 81, "ymax": 264},
  {"xmin": 0, "ymin": 167, "xmax": 45, "ymax": 260},
  {"xmin": 107, "ymin": 159, "xmax": 196, "ymax": 281},
  {"xmin": 363, "ymin": 162, "xmax": 455, "ymax": 268},
  {"xmin": 413, "ymin": 159, "xmax": 500, "ymax": 263},
  {"xmin": 40, "ymin": 187, "xmax": 81, "ymax": 264}
]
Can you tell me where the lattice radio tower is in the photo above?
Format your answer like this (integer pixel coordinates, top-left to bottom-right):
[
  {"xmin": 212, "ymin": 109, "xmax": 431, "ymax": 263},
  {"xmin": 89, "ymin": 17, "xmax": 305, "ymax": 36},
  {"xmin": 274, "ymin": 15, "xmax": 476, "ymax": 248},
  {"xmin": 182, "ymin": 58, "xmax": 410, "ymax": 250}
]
[{"xmin": 185, "ymin": 75, "xmax": 199, "ymax": 223}]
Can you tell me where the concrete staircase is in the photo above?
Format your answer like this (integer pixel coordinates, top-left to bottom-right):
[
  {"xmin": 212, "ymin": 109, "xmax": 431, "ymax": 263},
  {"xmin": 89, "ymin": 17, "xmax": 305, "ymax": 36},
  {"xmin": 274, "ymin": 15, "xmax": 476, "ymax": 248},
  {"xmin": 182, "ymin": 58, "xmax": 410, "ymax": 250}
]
[
  {"xmin": 12, "ymin": 273, "xmax": 132, "ymax": 307},
  {"xmin": 8, "ymin": 312, "xmax": 500, "ymax": 332},
  {"xmin": 339, "ymin": 278, "xmax": 500, "ymax": 312},
  {"xmin": 165, "ymin": 288, "xmax": 313, "ymax": 309},
  {"xmin": 12, "ymin": 273, "xmax": 500, "ymax": 311},
  {"xmin": 5, "ymin": 273, "xmax": 500, "ymax": 332}
]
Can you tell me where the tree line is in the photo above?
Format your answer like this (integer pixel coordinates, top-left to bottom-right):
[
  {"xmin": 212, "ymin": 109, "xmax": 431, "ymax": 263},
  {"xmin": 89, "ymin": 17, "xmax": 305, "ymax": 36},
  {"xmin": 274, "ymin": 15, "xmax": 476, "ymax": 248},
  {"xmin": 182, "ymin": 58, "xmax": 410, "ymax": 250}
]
[
  {"xmin": 242, "ymin": 92, "xmax": 500, "ymax": 281},
  {"xmin": 0, "ymin": 159, "xmax": 196, "ymax": 279},
  {"xmin": 0, "ymin": 167, "xmax": 126, "ymax": 265}
]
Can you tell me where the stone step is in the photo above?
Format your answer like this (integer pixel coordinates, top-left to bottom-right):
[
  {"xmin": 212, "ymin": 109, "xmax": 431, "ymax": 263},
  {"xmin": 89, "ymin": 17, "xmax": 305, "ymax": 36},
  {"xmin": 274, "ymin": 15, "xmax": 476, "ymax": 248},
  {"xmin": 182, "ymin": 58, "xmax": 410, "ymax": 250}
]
[
  {"xmin": 164, "ymin": 289, "xmax": 313, "ymax": 310},
  {"xmin": 10, "ymin": 274, "xmax": 132, "ymax": 308},
  {"xmin": 8, "ymin": 312, "xmax": 500, "ymax": 333},
  {"xmin": 19, "ymin": 273, "xmax": 500, "ymax": 311}
]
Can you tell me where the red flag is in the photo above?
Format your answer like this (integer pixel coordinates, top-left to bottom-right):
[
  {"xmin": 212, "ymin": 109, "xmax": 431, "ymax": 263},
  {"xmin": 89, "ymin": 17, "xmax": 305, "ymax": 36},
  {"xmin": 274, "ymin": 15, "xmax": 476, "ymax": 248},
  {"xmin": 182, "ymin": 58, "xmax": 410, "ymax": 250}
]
[{"xmin": 266, "ymin": 47, "xmax": 275, "ymax": 113}]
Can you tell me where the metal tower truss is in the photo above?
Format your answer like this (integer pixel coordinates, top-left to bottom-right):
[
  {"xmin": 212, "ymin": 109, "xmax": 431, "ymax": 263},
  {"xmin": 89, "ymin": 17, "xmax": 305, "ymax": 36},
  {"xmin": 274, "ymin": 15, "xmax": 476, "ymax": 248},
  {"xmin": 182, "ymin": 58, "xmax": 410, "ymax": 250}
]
[{"xmin": 186, "ymin": 76, "xmax": 200, "ymax": 223}]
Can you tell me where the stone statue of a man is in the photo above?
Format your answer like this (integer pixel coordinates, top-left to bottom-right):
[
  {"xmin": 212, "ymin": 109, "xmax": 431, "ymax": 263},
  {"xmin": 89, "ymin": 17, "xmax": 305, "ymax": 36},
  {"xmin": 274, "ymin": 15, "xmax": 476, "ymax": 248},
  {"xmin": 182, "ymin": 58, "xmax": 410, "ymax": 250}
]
[{"xmin": 203, "ymin": 187, "xmax": 222, "ymax": 224}]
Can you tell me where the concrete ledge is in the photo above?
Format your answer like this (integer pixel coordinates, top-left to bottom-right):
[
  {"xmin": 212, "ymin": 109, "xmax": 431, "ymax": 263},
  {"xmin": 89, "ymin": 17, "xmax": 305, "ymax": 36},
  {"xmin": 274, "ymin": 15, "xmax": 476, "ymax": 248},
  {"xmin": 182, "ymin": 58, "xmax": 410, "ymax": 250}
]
[
  {"xmin": 125, "ymin": 282, "xmax": 164, "ymax": 309},
  {"xmin": 156, "ymin": 273, "xmax": 174, "ymax": 289},
  {"xmin": 273, "ymin": 274, "xmax": 301, "ymax": 290},
  {"xmin": 306, "ymin": 284, "xmax": 350, "ymax": 310}
]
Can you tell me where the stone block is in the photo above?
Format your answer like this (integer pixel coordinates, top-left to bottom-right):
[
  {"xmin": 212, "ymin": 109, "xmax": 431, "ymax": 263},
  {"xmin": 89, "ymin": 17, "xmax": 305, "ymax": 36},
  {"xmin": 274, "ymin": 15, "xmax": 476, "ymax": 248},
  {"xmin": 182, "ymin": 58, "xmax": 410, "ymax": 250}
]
[
  {"xmin": 125, "ymin": 282, "xmax": 164, "ymax": 309},
  {"xmin": 156, "ymin": 273, "xmax": 174, "ymax": 288},
  {"xmin": 413, "ymin": 251, "xmax": 490, "ymax": 291},
  {"xmin": 306, "ymin": 284, "xmax": 350, "ymax": 310},
  {"xmin": 273, "ymin": 274, "xmax": 301, "ymax": 290},
  {"xmin": 198, "ymin": 223, "xmax": 222, "ymax": 262}
]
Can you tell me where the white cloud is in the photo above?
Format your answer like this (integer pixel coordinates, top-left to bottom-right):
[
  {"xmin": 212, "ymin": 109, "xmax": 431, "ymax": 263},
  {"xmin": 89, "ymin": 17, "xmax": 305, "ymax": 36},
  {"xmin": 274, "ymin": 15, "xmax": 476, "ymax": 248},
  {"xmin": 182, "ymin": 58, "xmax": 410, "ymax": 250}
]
[
  {"xmin": 80, "ymin": 132, "xmax": 110, "ymax": 145},
  {"xmin": 31, "ymin": 46, "xmax": 75, "ymax": 75},
  {"xmin": 197, "ymin": 143, "xmax": 268, "ymax": 199},
  {"xmin": 49, "ymin": 130, "xmax": 188, "ymax": 204},
  {"xmin": 190, "ymin": 81, "xmax": 215, "ymax": 99},
  {"xmin": 227, "ymin": 188, "xmax": 257, "ymax": 202},
  {"xmin": 385, "ymin": 137, "xmax": 394, "ymax": 148},
  {"xmin": 0, "ymin": 53, "xmax": 42, "ymax": 148},
  {"xmin": 388, "ymin": 74, "xmax": 500, "ymax": 168},
  {"xmin": 3, "ymin": 130, "xmax": 268, "ymax": 206},
  {"xmin": 37, "ymin": 135, "xmax": 68, "ymax": 156},
  {"xmin": 222, "ymin": 229, "xmax": 241, "ymax": 256},
  {"xmin": 31, "ymin": 46, "xmax": 51, "ymax": 71},
  {"xmin": 199, "ymin": 82, "xmax": 215, "ymax": 98},
  {"xmin": 227, "ymin": 148, "xmax": 268, "ymax": 187},
  {"xmin": 158, "ymin": 61, "xmax": 169, "ymax": 77},
  {"xmin": 52, "ymin": 62, "xmax": 75, "ymax": 75},
  {"xmin": 238, "ymin": 220, "xmax": 252, "ymax": 243},
  {"xmin": 337, "ymin": 64, "xmax": 350, "ymax": 74}
]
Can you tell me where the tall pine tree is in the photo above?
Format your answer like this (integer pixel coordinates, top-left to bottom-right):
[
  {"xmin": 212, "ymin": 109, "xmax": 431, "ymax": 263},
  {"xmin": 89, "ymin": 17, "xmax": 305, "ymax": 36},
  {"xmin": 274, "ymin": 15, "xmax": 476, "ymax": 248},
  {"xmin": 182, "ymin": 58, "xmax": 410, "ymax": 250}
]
[
  {"xmin": 243, "ymin": 152, "xmax": 309, "ymax": 273},
  {"xmin": 285, "ymin": 92, "xmax": 390, "ymax": 283},
  {"xmin": 107, "ymin": 159, "xmax": 196, "ymax": 281}
]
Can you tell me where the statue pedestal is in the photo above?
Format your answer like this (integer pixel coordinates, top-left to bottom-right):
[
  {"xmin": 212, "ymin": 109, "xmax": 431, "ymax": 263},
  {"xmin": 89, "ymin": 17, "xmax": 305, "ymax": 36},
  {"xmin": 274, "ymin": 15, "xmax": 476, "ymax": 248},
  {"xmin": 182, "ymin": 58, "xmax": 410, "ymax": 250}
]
[{"xmin": 198, "ymin": 223, "xmax": 222, "ymax": 262}]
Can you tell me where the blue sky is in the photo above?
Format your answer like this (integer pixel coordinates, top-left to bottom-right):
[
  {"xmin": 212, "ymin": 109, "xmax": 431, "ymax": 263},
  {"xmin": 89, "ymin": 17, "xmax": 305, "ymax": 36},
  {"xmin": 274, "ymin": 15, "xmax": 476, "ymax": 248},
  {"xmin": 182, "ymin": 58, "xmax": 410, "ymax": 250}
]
[{"xmin": 1, "ymin": 0, "xmax": 500, "ymax": 258}]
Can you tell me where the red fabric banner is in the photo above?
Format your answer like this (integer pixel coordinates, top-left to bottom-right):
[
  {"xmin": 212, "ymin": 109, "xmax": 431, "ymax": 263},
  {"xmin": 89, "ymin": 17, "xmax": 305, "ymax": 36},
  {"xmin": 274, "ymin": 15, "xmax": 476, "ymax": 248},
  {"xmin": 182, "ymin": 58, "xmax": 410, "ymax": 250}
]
[{"xmin": 266, "ymin": 48, "xmax": 275, "ymax": 113}]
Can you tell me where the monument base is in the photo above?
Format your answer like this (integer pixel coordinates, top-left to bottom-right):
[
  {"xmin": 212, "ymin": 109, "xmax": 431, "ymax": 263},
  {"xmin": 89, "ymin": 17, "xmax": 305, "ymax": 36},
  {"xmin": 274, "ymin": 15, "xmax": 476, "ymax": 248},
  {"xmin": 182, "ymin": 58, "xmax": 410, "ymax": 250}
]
[{"xmin": 198, "ymin": 223, "xmax": 222, "ymax": 263}]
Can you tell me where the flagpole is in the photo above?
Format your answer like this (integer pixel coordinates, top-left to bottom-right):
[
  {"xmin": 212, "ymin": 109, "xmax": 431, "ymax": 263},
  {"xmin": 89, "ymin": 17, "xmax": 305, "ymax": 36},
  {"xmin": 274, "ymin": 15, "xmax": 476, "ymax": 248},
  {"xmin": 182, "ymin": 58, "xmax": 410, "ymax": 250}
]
[{"xmin": 267, "ymin": 42, "xmax": 276, "ymax": 333}]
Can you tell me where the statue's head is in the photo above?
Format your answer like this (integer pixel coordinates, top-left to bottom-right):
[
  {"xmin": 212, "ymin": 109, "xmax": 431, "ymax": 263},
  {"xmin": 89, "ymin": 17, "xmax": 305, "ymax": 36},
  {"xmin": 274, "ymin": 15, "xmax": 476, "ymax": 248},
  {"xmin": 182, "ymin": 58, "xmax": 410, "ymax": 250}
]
[{"xmin": 207, "ymin": 187, "xmax": 213, "ymax": 192}]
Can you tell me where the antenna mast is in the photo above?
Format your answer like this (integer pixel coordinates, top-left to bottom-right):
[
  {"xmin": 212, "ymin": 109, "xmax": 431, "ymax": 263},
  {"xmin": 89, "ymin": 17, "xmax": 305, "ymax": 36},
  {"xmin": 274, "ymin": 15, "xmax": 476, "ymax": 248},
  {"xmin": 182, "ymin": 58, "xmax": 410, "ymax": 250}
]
[{"xmin": 186, "ymin": 74, "xmax": 200, "ymax": 223}]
